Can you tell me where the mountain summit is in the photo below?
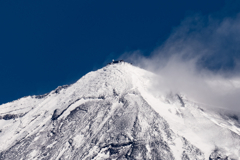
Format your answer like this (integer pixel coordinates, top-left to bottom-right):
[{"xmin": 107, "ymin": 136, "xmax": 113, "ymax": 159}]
[{"xmin": 0, "ymin": 62, "xmax": 240, "ymax": 160}]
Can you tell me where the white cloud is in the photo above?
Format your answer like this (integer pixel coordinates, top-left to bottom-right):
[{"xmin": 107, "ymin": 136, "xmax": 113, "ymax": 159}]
[{"xmin": 120, "ymin": 11, "xmax": 240, "ymax": 115}]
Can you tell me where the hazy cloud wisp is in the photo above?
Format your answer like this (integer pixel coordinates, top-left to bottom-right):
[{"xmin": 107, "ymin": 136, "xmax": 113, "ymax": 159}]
[{"xmin": 121, "ymin": 12, "xmax": 240, "ymax": 115}]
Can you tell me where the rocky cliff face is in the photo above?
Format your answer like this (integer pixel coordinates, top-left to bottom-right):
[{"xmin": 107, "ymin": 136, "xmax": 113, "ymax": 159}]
[{"xmin": 0, "ymin": 62, "xmax": 239, "ymax": 160}]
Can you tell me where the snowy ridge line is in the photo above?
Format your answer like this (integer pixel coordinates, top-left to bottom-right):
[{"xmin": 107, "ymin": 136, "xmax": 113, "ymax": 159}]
[
  {"xmin": 51, "ymin": 93, "xmax": 118, "ymax": 121},
  {"xmin": 0, "ymin": 107, "xmax": 30, "ymax": 115},
  {"xmin": 34, "ymin": 85, "xmax": 70, "ymax": 100},
  {"xmin": 182, "ymin": 98, "xmax": 233, "ymax": 111},
  {"xmin": 178, "ymin": 97, "xmax": 240, "ymax": 135},
  {"xmin": 51, "ymin": 98, "xmax": 82, "ymax": 121}
]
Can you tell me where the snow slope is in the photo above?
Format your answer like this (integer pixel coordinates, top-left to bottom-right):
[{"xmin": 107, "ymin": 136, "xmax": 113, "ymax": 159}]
[{"xmin": 0, "ymin": 62, "xmax": 239, "ymax": 160}]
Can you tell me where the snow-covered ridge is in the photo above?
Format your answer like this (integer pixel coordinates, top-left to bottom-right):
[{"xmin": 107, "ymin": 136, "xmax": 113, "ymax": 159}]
[{"xmin": 0, "ymin": 62, "xmax": 239, "ymax": 160}]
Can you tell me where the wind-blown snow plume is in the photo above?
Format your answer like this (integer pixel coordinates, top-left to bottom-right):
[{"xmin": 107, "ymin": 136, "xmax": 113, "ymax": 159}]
[{"xmin": 121, "ymin": 11, "xmax": 240, "ymax": 115}]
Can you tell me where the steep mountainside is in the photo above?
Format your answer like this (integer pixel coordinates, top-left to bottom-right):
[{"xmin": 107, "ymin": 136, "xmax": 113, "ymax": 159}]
[{"xmin": 0, "ymin": 62, "xmax": 239, "ymax": 160}]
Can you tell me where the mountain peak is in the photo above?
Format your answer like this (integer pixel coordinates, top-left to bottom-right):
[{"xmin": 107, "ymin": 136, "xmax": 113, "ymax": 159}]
[{"xmin": 0, "ymin": 63, "xmax": 240, "ymax": 159}]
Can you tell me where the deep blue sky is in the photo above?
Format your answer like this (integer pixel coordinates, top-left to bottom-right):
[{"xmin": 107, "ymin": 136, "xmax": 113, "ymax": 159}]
[{"xmin": 0, "ymin": 0, "xmax": 236, "ymax": 104}]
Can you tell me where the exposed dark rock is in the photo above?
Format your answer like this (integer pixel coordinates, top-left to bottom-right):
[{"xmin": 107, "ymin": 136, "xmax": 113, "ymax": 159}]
[
  {"xmin": 51, "ymin": 109, "xmax": 60, "ymax": 121},
  {"xmin": 34, "ymin": 93, "xmax": 49, "ymax": 99},
  {"xmin": 182, "ymin": 151, "xmax": 190, "ymax": 160},
  {"xmin": 2, "ymin": 114, "xmax": 17, "ymax": 120},
  {"xmin": 51, "ymin": 99, "xmax": 82, "ymax": 121},
  {"xmin": 176, "ymin": 94, "xmax": 185, "ymax": 107},
  {"xmin": 209, "ymin": 148, "xmax": 229, "ymax": 160},
  {"xmin": 53, "ymin": 85, "xmax": 69, "ymax": 94},
  {"xmin": 113, "ymin": 89, "xmax": 118, "ymax": 96}
]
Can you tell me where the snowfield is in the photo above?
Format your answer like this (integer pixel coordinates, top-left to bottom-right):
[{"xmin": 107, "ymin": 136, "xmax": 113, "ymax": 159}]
[{"xmin": 0, "ymin": 62, "xmax": 239, "ymax": 160}]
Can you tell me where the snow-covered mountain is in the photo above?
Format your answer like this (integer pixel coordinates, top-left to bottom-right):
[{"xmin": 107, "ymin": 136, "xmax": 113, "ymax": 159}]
[{"xmin": 0, "ymin": 62, "xmax": 240, "ymax": 160}]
